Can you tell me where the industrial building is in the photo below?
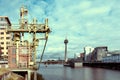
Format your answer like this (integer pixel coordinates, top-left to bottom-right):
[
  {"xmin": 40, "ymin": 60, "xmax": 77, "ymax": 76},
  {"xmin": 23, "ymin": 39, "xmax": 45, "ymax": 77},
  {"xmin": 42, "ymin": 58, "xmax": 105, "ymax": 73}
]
[{"xmin": 8, "ymin": 45, "xmax": 32, "ymax": 68}]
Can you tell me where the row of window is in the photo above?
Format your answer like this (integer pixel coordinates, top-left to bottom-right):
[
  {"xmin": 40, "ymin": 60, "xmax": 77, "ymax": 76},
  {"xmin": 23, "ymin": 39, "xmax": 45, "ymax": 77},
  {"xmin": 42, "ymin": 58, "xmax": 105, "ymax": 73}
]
[
  {"xmin": 0, "ymin": 24, "xmax": 8, "ymax": 26},
  {"xmin": 12, "ymin": 48, "xmax": 28, "ymax": 54},
  {"xmin": 0, "ymin": 42, "xmax": 10, "ymax": 45},
  {"xmin": 1, "ymin": 47, "xmax": 8, "ymax": 49},
  {"xmin": 0, "ymin": 17, "xmax": 5, "ymax": 21},
  {"xmin": 11, "ymin": 58, "xmax": 28, "ymax": 67},
  {"xmin": 0, "ymin": 32, "xmax": 10, "ymax": 34},
  {"xmin": 0, "ymin": 37, "xmax": 10, "ymax": 39},
  {"xmin": 11, "ymin": 58, "xmax": 28, "ymax": 65},
  {"xmin": 0, "ymin": 28, "xmax": 5, "ymax": 30}
]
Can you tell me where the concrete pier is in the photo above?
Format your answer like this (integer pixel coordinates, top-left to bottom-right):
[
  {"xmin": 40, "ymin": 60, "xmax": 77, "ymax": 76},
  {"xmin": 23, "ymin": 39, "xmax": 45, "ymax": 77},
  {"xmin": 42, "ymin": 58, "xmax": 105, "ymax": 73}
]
[{"xmin": 69, "ymin": 62, "xmax": 83, "ymax": 68}]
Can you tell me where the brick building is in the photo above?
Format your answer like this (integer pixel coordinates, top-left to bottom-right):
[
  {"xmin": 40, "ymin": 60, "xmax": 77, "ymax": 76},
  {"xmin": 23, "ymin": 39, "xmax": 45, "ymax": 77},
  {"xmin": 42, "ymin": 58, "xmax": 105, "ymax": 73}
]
[{"xmin": 8, "ymin": 45, "xmax": 32, "ymax": 68}]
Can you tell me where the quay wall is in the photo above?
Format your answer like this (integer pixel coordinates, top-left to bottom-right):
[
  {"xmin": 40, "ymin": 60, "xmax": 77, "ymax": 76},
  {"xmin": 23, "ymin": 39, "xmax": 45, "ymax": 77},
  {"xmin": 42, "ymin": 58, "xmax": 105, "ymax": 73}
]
[{"xmin": 83, "ymin": 62, "xmax": 120, "ymax": 70}]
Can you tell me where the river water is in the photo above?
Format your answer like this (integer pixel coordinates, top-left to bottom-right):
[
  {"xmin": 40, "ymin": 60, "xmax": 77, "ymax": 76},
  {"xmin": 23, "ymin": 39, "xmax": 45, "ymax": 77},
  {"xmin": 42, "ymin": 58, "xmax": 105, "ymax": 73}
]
[{"xmin": 37, "ymin": 64, "xmax": 120, "ymax": 80}]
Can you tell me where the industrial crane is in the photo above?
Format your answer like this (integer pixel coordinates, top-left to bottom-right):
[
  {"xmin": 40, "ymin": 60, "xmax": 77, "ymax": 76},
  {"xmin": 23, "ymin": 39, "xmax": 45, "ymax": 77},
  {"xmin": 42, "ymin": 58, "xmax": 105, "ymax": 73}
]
[{"xmin": 6, "ymin": 6, "xmax": 50, "ymax": 70}]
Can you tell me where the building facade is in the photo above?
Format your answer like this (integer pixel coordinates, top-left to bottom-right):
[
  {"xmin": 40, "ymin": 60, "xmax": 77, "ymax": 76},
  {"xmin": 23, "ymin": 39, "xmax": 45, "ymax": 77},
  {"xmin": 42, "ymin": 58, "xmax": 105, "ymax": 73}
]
[
  {"xmin": 84, "ymin": 46, "xmax": 94, "ymax": 62},
  {"xmin": 8, "ymin": 46, "xmax": 32, "ymax": 68},
  {"xmin": 92, "ymin": 46, "xmax": 108, "ymax": 62},
  {"xmin": 84, "ymin": 46, "xmax": 108, "ymax": 62},
  {"xmin": 0, "ymin": 16, "xmax": 11, "ymax": 58}
]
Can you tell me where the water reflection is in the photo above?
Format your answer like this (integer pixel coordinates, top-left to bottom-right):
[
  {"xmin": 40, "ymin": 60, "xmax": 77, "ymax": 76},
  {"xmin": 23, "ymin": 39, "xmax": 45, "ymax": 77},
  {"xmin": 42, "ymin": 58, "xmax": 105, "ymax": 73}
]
[
  {"xmin": 63, "ymin": 67, "xmax": 67, "ymax": 80},
  {"xmin": 38, "ymin": 64, "xmax": 120, "ymax": 80},
  {"xmin": 83, "ymin": 67, "xmax": 105, "ymax": 80}
]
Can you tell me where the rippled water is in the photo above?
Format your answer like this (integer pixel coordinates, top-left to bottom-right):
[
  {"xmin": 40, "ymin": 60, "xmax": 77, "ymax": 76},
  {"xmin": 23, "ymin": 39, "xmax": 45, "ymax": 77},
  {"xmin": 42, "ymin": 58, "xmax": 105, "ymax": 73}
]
[{"xmin": 37, "ymin": 64, "xmax": 120, "ymax": 80}]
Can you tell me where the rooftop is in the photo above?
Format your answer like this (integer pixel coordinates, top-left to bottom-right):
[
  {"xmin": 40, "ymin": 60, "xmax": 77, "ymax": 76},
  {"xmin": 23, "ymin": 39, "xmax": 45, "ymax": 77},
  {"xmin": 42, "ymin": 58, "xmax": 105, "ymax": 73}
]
[{"xmin": 0, "ymin": 16, "xmax": 11, "ymax": 26}]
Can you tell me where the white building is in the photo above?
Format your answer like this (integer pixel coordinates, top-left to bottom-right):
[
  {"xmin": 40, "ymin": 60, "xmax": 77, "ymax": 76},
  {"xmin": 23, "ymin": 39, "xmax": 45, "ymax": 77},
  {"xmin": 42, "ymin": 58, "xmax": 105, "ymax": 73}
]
[
  {"xmin": 0, "ymin": 16, "xmax": 12, "ymax": 58},
  {"xmin": 84, "ymin": 46, "xmax": 94, "ymax": 61},
  {"xmin": 84, "ymin": 46, "xmax": 94, "ymax": 55}
]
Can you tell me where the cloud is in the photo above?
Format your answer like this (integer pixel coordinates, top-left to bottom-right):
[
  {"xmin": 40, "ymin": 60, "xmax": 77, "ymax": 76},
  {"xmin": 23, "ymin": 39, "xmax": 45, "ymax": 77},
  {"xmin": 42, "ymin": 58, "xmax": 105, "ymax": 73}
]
[
  {"xmin": 82, "ymin": 6, "xmax": 111, "ymax": 16},
  {"xmin": 1, "ymin": 0, "xmax": 120, "ymax": 60},
  {"xmin": 79, "ymin": 1, "xmax": 91, "ymax": 9}
]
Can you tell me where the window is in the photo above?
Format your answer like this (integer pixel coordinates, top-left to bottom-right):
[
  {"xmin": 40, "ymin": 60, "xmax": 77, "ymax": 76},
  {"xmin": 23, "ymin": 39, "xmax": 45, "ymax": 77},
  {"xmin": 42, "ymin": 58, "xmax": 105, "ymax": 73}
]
[
  {"xmin": 0, "ymin": 24, "xmax": 5, "ymax": 26},
  {"xmin": 21, "ymin": 48, "xmax": 28, "ymax": 54},
  {"xmin": 0, "ymin": 32, "xmax": 4, "ymax": 34},
  {"xmin": 6, "ymin": 37, "xmax": 10, "ymax": 39},
  {"xmin": 12, "ymin": 48, "xmax": 16, "ymax": 54},
  {"xmin": 1, "ymin": 47, "xmax": 4, "ymax": 49},
  {"xmin": 0, "ymin": 18, "xmax": 4, "ymax": 21},
  {"xmin": 6, "ymin": 32, "xmax": 10, "ymax": 34},
  {"xmin": 12, "ymin": 58, "xmax": 16, "ymax": 63},
  {"xmin": 6, "ymin": 42, "xmax": 10, "ymax": 44},
  {"xmin": 0, "ymin": 37, "xmax": 4, "ymax": 40},
  {"xmin": 1, "ymin": 42, "xmax": 4, "ymax": 44},
  {"xmin": 6, "ymin": 47, "xmax": 8, "ymax": 49}
]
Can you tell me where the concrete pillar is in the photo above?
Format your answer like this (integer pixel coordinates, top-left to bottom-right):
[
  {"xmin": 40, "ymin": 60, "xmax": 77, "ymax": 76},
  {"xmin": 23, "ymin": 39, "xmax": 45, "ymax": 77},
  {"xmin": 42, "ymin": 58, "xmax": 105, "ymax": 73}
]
[
  {"xmin": 34, "ymin": 71, "xmax": 37, "ymax": 80},
  {"xmin": 28, "ymin": 70, "xmax": 31, "ymax": 80}
]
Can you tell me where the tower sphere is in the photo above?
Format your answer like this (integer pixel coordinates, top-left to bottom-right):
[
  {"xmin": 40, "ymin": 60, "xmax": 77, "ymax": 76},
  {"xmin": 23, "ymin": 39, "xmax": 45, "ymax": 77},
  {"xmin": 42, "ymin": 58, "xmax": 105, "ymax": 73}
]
[{"xmin": 64, "ymin": 39, "xmax": 68, "ymax": 44}]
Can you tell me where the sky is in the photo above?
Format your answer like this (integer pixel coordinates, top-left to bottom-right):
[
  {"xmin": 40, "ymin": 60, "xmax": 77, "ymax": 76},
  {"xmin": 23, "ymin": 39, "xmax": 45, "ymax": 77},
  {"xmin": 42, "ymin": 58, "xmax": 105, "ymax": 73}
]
[{"xmin": 0, "ymin": 0, "xmax": 120, "ymax": 60}]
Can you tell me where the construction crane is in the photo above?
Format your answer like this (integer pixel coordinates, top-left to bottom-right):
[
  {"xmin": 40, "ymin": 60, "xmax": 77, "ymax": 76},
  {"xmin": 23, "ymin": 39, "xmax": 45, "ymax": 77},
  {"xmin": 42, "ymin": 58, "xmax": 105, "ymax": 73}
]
[{"xmin": 6, "ymin": 6, "xmax": 50, "ymax": 69}]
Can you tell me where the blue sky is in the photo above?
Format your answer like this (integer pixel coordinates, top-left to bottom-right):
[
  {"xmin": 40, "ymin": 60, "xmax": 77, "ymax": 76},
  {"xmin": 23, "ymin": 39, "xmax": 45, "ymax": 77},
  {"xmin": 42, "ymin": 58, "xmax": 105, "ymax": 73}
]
[{"xmin": 0, "ymin": 0, "xmax": 120, "ymax": 60}]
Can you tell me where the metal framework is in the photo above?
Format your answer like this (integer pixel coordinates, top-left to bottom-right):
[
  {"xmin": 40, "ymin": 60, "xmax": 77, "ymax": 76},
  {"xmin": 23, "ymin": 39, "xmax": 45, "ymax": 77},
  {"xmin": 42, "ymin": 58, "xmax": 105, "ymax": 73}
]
[{"xmin": 6, "ymin": 6, "xmax": 50, "ymax": 69}]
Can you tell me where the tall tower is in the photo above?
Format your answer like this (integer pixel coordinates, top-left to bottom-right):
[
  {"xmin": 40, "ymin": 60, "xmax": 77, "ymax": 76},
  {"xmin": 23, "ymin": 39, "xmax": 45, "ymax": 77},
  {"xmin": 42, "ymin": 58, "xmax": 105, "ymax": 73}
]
[{"xmin": 64, "ymin": 38, "xmax": 68, "ymax": 63}]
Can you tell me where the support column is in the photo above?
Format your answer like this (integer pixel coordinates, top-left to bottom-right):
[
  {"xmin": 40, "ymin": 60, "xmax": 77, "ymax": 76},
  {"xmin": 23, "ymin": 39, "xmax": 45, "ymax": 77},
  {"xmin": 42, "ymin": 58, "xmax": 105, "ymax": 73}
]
[
  {"xmin": 28, "ymin": 70, "xmax": 31, "ymax": 80},
  {"xmin": 34, "ymin": 71, "xmax": 37, "ymax": 80}
]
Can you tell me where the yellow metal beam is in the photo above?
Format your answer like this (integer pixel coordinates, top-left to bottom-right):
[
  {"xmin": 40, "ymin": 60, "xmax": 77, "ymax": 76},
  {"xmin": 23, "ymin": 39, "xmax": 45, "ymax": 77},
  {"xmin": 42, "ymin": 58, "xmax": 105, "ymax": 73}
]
[{"xmin": 7, "ymin": 28, "xmax": 50, "ymax": 33}]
